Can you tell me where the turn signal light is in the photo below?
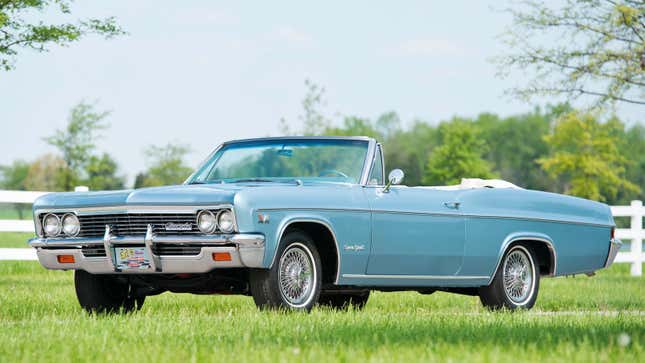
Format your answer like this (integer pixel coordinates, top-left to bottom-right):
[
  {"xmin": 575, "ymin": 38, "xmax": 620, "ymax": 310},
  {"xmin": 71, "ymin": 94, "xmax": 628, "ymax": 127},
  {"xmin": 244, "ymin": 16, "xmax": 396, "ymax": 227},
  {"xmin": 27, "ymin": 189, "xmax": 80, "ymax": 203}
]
[
  {"xmin": 212, "ymin": 252, "xmax": 232, "ymax": 262},
  {"xmin": 57, "ymin": 255, "xmax": 75, "ymax": 264}
]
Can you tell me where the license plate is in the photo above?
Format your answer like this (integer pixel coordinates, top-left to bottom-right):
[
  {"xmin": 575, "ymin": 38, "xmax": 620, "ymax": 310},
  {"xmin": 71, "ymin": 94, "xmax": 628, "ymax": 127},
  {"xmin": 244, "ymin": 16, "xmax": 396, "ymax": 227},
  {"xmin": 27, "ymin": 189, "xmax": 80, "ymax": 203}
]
[{"xmin": 115, "ymin": 247, "xmax": 152, "ymax": 270}]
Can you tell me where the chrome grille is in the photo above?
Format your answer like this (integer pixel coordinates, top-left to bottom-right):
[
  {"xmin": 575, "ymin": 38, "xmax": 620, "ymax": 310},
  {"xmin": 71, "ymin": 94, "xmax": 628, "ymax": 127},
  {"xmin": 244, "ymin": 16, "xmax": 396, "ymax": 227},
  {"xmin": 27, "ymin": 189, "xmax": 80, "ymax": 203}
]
[{"xmin": 77, "ymin": 213, "xmax": 200, "ymax": 237}]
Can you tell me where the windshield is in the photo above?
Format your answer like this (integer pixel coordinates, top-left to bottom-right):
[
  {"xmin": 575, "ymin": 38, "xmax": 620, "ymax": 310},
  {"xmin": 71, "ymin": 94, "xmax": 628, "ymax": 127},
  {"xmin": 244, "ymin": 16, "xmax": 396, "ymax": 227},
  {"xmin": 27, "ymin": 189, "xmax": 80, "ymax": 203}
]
[{"xmin": 188, "ymin": 139, "xmax": 369, "ymax": 184}]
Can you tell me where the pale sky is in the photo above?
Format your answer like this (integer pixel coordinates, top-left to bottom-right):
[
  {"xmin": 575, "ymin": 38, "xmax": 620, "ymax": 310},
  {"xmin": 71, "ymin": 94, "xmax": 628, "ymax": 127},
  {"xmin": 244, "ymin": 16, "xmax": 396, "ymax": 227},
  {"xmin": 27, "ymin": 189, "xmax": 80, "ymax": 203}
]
[{"xmin": 0, "ymin": 0, "xmax": 642, "ymax": 184}]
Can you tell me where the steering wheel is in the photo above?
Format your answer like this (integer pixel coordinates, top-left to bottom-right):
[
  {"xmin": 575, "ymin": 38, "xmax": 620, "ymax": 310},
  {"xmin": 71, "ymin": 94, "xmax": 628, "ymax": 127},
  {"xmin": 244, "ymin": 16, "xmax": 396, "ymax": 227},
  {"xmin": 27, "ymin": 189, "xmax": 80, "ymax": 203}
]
[{"xmin": 318, "ymin": 169, "xmax": 349, "ymax": 179}]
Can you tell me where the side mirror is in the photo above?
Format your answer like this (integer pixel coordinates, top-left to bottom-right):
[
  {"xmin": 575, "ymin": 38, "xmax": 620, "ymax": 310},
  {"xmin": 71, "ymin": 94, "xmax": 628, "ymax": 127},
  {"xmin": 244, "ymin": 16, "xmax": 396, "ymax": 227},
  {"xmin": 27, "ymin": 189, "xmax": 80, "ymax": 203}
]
[{"xmin": 383, "ymin": 169, "xmax": 404, "ymax": 192}]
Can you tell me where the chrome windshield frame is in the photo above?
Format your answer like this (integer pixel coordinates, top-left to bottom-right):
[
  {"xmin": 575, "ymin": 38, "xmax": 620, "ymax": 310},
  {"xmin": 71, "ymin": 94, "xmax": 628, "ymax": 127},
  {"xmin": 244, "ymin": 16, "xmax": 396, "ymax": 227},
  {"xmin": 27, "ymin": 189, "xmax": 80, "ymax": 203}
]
[{"xmin": 185, "ymin": 136, "xmax": 378, "ymax": 186}]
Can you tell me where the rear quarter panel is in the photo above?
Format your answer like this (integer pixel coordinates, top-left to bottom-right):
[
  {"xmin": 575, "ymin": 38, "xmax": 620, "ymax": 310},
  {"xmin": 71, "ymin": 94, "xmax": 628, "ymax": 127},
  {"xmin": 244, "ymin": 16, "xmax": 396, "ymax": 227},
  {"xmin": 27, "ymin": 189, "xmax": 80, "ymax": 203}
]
[{"xmin": 458, "ymin": 188, "xmax": 614, "ymax": 278}]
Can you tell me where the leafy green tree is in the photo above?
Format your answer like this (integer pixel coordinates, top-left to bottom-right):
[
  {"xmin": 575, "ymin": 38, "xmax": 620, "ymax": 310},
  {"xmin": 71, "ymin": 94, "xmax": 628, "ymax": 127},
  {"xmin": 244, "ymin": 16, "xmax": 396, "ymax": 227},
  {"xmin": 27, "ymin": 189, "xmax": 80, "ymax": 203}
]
[
  {"xmin": 497, "ymin": 0, "xmax": 645, "ymax": 106},
  {"xmin": 44, "ymin": 102, "xmax": 109, "ymax": 190},
  {"xmin": 135, "ymin": 143, "xmax": 192, "ymax": 187},
  {"xmin": 324, "ymin": 116, "xmax": 382, "ymax": 139},
  {"xmin": 300, "ymin": 79, "xmax": 332, "ymax": 135},
  {"xmin": 423, "ymin": 120, "xmax": 496, "ymax": 186},
  {"xmin": 0, "ymin": 160, "xmax": 29, "ymax": 190},
  {"xmin": 281, "ymin": 79, "xmax": 332, "ymax": 136},
  {"xmin": 0, "ymin": 0, "xmax": 125, "ymax": 71},
  {"xmin": 383, "ymin": 121, "xmax": 439, "ymax": 186},
  {"xmin": 476, "ymin": 108, "xmax": 557, "ymax": 191},
  {"xmin": 538, "ymin": 111, "xmax": 640, "ymax": 201},
  {"xmin": 620, "ymin": 124, "xmax": 645, "ymax": 203},
  {"xmin": 24, "ymin": 154, "xmax": 67, "ymax": 191},
  {"xmin": 84, "ymin": 153, "xmax": 125, "ymax": 190}
]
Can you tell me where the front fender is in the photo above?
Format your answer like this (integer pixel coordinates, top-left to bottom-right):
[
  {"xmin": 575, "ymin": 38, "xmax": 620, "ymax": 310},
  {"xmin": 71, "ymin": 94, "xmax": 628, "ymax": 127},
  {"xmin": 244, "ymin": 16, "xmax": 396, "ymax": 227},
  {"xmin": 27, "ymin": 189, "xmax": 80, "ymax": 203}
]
[
  {"xmin": 268, "ymin": 213, "xmax": 337, "ymax": 269},
  {"xmin": 244, "ymin": 208, "xmax": 371, "ymax": 284}
]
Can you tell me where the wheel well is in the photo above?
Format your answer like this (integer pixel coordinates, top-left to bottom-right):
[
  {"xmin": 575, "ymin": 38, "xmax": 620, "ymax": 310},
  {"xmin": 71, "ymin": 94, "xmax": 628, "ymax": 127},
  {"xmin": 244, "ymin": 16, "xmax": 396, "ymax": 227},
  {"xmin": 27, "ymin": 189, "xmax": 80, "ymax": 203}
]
[
  {"xmin": 510, "ymin": 240, "xmax": 556, "ymax": 276},
  {"xmin": 282, "ymin": 222, "xmax": 339, "ymax": 284}
]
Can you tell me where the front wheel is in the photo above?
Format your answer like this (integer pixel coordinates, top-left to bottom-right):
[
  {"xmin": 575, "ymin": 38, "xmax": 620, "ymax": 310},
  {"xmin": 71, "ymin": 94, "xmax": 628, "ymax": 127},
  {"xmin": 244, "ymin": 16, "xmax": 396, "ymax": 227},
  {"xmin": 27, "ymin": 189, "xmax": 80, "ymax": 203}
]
[
  {"xmin": 249, "ymin": 231, "xmax": 322, "ymax": 311},
  {"xmin": 74, "ymin": 270, "xmax": 144, "ymax": 313},
  {"xmin": 479, "ymin": 245, "xmax": 540, "ymax": 310}
]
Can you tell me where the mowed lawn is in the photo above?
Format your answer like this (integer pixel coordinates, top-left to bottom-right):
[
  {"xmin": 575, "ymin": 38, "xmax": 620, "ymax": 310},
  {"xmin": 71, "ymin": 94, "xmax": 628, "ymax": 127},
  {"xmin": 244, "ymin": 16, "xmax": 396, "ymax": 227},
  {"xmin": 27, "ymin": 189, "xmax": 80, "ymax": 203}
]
[{"xmin": 0, "ymin": 262, "xmax": 642, "ymax": 363}]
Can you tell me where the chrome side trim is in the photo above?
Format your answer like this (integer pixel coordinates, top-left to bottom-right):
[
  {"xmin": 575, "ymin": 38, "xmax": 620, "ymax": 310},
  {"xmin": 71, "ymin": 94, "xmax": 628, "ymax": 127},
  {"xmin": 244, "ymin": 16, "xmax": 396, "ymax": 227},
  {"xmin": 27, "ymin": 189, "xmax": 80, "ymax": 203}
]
[
  {"xmin": 256, "ymin": 207, "xmax": 613, "ymax": 228},
  {"xmin": 604, "ymin": 238, "xmax": 622, "ymax": 268},
  {"xmin": 487, "ymin": 234, "xmax": 558, "ymax": 285},
  {"xmin": 258, "ymin": 207, "xmax": 371, "ymax": 214},
  {"xmin": 464, "ymin": 214, "xmax": 612, "ymax": 228},
  {"xmin": 342, "ymin": 274, "xmax": 489, "ymax": 280},
  {"xmin": 270, "ymin": 218, "xmax": 342, "ymax": 284}
]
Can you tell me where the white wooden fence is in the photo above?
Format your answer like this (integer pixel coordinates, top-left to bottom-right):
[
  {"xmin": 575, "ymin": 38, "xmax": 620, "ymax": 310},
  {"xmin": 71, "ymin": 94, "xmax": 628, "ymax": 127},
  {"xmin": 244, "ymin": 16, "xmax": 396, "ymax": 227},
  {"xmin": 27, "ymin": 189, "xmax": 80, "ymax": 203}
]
[
  {"xmin": 610, "ymin": 200, "xmax": 644, "ymax": 276},
  {"xmin": 0, "ymin": 189, "xmax": 643, "ymax": 276}
]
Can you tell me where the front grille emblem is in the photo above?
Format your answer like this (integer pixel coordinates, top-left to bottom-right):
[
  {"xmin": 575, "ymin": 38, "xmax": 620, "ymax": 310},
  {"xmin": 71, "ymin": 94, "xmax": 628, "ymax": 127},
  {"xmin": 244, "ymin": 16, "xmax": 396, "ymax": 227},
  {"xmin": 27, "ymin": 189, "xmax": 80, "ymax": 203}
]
[{"xmin": 164, "ymin": 222, "xmax": 193, "ymax": 231}]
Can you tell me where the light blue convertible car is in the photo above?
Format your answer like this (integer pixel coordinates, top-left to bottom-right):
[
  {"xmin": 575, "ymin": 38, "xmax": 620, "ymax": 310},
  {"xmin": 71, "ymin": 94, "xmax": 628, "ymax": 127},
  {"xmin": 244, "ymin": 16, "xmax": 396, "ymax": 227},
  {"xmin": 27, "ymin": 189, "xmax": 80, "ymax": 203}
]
[{"xmin": 29, "ymin": 136, "xmax": 621, "ymax": 312}]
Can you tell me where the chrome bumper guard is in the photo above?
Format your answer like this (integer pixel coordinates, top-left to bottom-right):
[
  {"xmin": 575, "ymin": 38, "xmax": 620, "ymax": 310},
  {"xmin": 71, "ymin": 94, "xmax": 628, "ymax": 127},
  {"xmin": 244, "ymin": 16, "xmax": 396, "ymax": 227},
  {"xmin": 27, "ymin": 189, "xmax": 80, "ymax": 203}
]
[
  {"xmin": 29, "ymin": 225, "xmax": 265, "ymax": 274},
  {"xmin": 604, "ymin": 238, "xmax": 622, "ymax": 268}
]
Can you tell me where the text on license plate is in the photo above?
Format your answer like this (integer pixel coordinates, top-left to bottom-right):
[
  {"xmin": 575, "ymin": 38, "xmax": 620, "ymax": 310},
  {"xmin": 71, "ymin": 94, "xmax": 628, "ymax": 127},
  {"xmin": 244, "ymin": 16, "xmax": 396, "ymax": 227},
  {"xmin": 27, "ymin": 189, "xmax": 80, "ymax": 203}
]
[{"xmin": 115, "ymin": 247, "xmax": 151, "ymax": 270}]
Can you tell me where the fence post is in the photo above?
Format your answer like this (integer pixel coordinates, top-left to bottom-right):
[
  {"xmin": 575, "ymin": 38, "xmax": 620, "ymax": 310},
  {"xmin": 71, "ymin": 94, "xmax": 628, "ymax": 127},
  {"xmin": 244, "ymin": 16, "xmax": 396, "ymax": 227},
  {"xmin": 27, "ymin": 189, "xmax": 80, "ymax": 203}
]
[{"xmin": 630, "ymin": 200, "xmax": 643, "ymax": 276}]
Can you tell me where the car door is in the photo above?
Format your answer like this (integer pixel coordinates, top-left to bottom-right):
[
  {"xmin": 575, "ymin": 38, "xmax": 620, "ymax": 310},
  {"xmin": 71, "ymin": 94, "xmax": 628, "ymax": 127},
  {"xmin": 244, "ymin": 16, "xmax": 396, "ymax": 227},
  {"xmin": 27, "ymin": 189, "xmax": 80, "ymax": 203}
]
[{"xmin": 362, "ymin": 146, "xmax": 466, "ymax": 276}]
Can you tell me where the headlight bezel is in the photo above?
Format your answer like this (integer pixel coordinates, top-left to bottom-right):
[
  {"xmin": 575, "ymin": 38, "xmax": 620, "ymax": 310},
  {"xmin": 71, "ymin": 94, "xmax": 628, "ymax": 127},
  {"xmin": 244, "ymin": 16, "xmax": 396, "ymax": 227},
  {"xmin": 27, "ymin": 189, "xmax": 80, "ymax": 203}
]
[
  {"xmin": 43, "ymin": 213, "xmax": 62, "ymax": 237},
  {"xmin": 196, "ymin": 210, "xmax": 218, "ymax": 234},
  {"xmin": 196, "ymin": 208, "xmax": 237, "ymax": 234},
  {"xmin": 61, "ymin": 213, "xmax": 81, "ymax": 237},
  {"xmin": 217, "ymin": 210, "xmax": 236, "ymax": 233}
]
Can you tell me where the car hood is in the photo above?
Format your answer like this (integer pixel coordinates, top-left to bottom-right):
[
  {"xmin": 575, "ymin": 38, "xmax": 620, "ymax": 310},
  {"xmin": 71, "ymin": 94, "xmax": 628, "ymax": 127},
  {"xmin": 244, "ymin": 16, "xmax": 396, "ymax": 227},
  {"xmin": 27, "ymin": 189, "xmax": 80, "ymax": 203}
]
[{"xmin": 33, "ymin": 184, "xmax": 249, "ymax": 210}]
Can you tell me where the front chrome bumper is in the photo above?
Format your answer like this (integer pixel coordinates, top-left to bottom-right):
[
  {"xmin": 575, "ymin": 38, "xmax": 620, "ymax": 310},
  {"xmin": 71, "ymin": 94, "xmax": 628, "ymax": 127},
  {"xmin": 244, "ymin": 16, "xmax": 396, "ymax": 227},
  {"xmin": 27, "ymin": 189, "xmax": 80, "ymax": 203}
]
[
  {"xmin": 29, "ymin": 227, "xmax": 265, "ymax": 274},
  {"xmin": 604, "ymin": 238, "xmax": 622, "ymax": 268}
]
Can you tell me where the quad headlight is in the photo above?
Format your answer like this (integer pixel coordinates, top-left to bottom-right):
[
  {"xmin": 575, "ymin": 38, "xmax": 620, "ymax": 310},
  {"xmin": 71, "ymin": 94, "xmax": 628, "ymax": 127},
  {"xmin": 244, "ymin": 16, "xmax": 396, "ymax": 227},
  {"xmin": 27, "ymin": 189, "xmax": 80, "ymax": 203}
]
[
  {"xmin": 218, "ymin": 210, "xmax": 235, "ymax": 233},
  {"xmin": 43, "ymin": 214, "xmax": 62, "ymax": 237},
  {"xmin": 61, "ymin": 213, "xmax": 80, "ymax": 236},
  {"xmin": 196, "ymin": 209, "xmax": 236, "ymax": 234},
  {"xmin": 197, "ymin": 210, "xmax": 217, "ymax": 233}
]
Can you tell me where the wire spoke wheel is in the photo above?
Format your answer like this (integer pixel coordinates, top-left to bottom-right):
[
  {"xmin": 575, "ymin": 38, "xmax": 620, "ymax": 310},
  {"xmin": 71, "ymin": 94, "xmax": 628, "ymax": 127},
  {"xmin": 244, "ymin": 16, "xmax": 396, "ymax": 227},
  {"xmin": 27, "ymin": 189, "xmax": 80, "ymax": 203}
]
[
  {"xmin": 278, "ymin": 243, "xmax": 316, "ymax": 307},
  {"xmin": 502, "ymin": 248, "xmax": 534, "ymax": 304}
]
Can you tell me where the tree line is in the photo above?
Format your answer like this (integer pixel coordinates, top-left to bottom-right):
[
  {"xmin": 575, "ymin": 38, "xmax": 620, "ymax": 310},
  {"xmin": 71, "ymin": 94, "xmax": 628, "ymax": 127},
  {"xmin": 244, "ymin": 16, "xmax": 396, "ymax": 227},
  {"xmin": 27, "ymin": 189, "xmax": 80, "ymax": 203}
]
[
  {"xmin": 1, "ymin": 94, "xmax": 643, "ymax": 208},
  {"xmin": 283, "ymin": 81, "xmax": 644, "ymax": 205},
  {"xmin": 0, "ymin": 102, "xmax": 193, "ymax": 194}
]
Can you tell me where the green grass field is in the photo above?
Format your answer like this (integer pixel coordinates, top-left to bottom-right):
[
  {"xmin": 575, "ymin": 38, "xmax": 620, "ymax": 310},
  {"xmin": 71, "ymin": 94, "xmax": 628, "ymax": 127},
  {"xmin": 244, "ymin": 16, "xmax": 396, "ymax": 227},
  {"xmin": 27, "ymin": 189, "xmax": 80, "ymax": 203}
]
[{"xmin": 0, "ymin": 262, "xmax": 642, "ymax": 363}]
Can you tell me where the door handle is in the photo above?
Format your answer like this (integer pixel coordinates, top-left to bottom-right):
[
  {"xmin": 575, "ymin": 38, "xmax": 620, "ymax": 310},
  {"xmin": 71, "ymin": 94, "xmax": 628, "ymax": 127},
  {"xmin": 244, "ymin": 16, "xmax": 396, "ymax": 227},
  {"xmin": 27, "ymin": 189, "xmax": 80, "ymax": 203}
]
[{"xmin": 443, "ymin": 202, "xmax": 460, "ymax": 209}]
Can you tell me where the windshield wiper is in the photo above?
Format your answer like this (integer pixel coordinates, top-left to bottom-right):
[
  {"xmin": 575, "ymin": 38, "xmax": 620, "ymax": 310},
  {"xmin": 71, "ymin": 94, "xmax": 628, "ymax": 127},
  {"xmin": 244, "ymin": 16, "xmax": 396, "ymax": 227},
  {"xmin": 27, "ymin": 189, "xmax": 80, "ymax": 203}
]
[
  {"xmin": 188, "ymin": 179, "xmax": 222, "ymax": 185},
  {"xmin": 230, "ymin": 178, "xmax": 302, "ymax": 185}
]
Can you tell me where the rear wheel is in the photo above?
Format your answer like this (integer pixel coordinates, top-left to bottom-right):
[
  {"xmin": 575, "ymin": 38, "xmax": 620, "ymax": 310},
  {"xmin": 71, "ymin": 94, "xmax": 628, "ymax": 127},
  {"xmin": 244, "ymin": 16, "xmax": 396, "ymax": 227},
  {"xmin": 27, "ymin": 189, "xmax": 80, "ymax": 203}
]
[
  {"xmin": 318, "ymin": 291, "xmax": 370, "ymax": 310},
  {"xmin": 479, "ymin": 245, "xmax": 540, "ymax": 310},
  {"xmin": 249, "ymin": 231, "xmax": 322, "ymax": 311},
  {"xmin": 74, "ymin": 270, "xmax": 145, "ymax": 313}
]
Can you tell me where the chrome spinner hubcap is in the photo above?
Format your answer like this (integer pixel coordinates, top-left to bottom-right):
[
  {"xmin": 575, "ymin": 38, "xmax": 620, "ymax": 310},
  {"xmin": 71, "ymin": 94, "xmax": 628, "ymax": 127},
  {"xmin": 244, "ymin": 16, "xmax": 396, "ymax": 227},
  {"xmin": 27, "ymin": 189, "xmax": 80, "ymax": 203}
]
[
  {"xmin": 278, "ymin": 244, "xmax": 315, "ymax": 307},
  {"xmin": 502, "ymin": 249, "xmax": 534, "ymax": 304}
]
